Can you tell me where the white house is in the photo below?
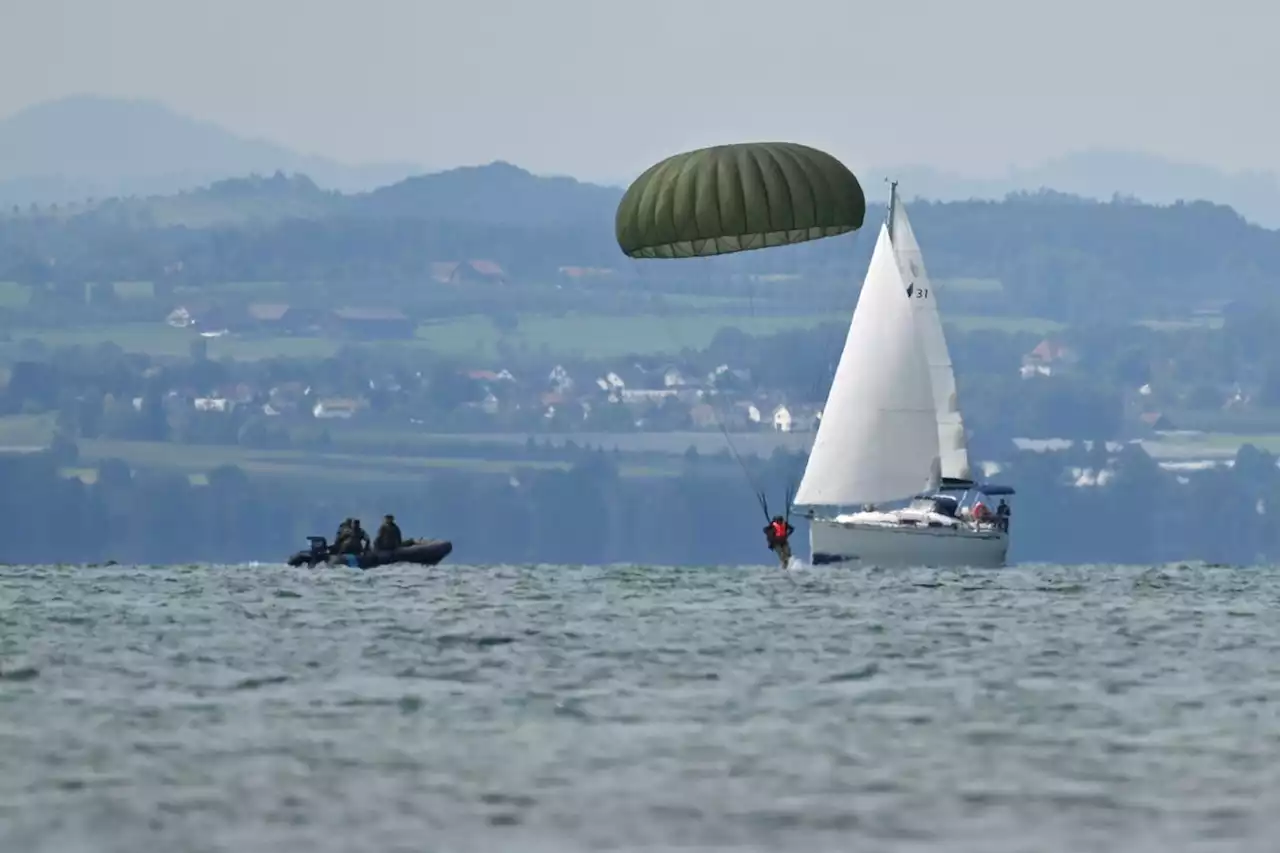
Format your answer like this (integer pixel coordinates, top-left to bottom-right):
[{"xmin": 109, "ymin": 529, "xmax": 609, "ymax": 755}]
[
  {"xmin": 548, "ymin": 364, "xmax": 575, "ymax": 394},
  {"xmin": 662, "ymin": 367, "xmax": 688, "ymax": 387},
  {"xmin": 313, "ymin": 398, "xmax": 362, "ymax": 419}
]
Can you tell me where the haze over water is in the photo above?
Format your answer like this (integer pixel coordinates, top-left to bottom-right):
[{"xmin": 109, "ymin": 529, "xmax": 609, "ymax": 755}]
[{"xmin": 2, "ymin": 562, "xmax": 1279, "ymax": 852}]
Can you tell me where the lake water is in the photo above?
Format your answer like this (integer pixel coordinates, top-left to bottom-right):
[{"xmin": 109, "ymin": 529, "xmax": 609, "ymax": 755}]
[{"xmin": 2, "ymin": 562, "xmax": 1279, "ymax": 853}]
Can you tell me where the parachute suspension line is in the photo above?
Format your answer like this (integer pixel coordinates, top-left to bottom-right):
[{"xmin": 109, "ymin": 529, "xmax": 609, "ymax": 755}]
[{"xmin": 642, "ymin": 261, "xmax": 771, "ymax": 522}]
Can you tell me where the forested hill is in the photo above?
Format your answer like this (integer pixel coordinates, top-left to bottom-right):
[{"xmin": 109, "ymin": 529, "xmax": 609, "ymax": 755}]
[
  {"xmin": 65, "ymin": 162, "xmax": 624, "ymax": 229},
  {"xmin": 2, "ymin": 164, "xmax": 1278, "ymax": 325}
]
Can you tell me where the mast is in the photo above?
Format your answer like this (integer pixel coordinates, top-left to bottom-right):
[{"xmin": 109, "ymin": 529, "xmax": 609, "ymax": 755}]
[{"xmin": 886, "ymin": 179, "xmax": 899, "ymax": 236}]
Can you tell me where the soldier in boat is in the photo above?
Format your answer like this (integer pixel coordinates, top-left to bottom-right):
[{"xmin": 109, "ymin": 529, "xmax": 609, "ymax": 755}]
[
  {"xmin": 336, "ymin": 518, "xmax": 370, "ymax": 555},
  {"xmin": 375, "ymin": 514, "xmax": 403, "ymax": 551}
]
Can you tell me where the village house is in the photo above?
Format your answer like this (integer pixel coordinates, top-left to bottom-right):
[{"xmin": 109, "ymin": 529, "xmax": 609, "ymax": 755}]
[
  {"xmin": 594, "ymin": 367, "xmax": 655, "ymax": 403},
  {"xmin": 465, "ymin": 369, "xmax": 516, "ymax": 383},
  {"xmin": 1020, "ymin": 337, "xmax": 1078, "ymax": 378},
  {"xmin": 770, "ymin": 403, "xmax": 820, "ymax": 432},
  {"xmin": 1138, "ymin": 411, "xmax": 1177, "ymax": 432},
  {"xmin": 312, "ymin": 398, "xmax": 365, "ymax": 419},
  {"xmin": 539, "ymin": 391, "xmax": 589, "ymax": 422},
  {"xmin": 469, "ymin": 390, "xmax": 500, "ymax": 415},
  {"xmin": 557, "ymin": 266, "xmax": 617, "ymax": 282},
  {"xmin": 689, "ymin": 402, "xmax": 720, "ymax": 429},
  {"xmin": 241, "ymin": 303, "xmax": 328, "ymax": 335},
  {"xmin": 621, "ymin": 388, "xmax": 678, "ymax": 404},
  {"xmin": 193, "ymin": 397, "xmax": 234, "ymax": 413},
  {"xmin": 216, "ymin": 383, "xmax": 257, "ymax": 406},
  {"xmin": 264, "ymin": 382, "xmax": 310, "ymax": 416},
  {"xmin": 1223, "ymin": 385, "xmax": 1251, "ymax": 410},
  {"xmin": 596, "ymin": 372, "xmax": 625, "ymax": 403},
  {"xmin": 167, "ymin": 303, "xmax": 229, "ymax": 331},
  {"xmin": 662, "ymin": 366, "xmax": 690, "ymax": 387},
  {"xmin": 548, "ymin": 364, "xmax": 574, "ymax": 394},
  {"xmin": 707, "ymin": 364, "xmax": 753, "ymax": 390},
  {"xmin": 772, "ymin": 404, "xmax": 793, "ymax": 432},
  {"xmin": 166, "ymin": 306, "xmax": 195, "ymax": 328},
  {"xmin": 733, "ymin": 401, "xmax": 763, "ymax": 426},
  {"xmin": 430, "ymin": 260, "xmax": 508, "ymax": 285}
]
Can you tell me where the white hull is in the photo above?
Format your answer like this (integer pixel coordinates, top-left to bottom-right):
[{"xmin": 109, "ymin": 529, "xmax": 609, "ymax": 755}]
[{"xmin": 809, "ymin": 516, "xmax": 1008, "ymax": 568}]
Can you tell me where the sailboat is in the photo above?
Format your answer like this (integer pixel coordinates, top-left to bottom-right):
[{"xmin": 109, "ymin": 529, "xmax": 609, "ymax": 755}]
[{"xmin": 792, "ymin": 183, "xmax": 1014, "ymax": 568}]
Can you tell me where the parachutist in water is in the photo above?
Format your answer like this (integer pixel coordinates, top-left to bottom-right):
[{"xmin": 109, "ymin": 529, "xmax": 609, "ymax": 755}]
[{"xmin": 765, "ymin": 515, "xmax": 794, "ymax": 568}]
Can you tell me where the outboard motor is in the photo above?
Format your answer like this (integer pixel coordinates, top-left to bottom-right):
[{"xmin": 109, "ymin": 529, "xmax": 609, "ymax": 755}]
[{"xmin": 282, "ymin": 535, "xmax": 331, "ymax": 568}]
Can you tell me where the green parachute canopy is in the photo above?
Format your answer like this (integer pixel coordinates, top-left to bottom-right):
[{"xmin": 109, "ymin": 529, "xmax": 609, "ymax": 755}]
[{"xmin": 616, "ymin": 141, "xmax": 866, "ymax": 260}]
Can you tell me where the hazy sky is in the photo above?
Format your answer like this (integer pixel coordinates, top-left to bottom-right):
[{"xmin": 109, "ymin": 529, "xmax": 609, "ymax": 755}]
[{"xmin": 2, "ymin": 0, "xmax": 1275, "ymax": 183}]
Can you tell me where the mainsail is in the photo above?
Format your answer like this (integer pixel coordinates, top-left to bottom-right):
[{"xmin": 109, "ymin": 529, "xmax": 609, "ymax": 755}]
[
  {"xmin": 887, "ymin": 187, "xmax": 973, "ymax": 483},
  {"xmin": 792, "ymin": 224, "xmax": 941, "ymax": 508}
]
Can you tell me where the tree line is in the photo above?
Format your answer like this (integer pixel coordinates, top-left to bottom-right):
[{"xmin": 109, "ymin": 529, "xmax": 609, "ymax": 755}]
[
  {"xmin": 2, "ymin": 437, "xmax": 1278, "ymax": 567},
  {"xmin": 2, "ymin": 165, "xmax": 1279, "ymax": 325}
]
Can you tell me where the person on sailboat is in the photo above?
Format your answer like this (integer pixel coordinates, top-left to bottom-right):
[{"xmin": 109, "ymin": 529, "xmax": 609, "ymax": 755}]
[
  {"xmin": 765, "ymin": 515, "xmax": 795, "ymax": 566},
  {"xmin": 995, "ymin": 499, "xmax": 1010, "ymax": 532}
]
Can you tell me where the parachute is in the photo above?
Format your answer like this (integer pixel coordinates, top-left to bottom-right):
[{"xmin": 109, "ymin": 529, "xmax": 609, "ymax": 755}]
[
  {"xmin": 615, "ymin": 142, "xmax": 866, "ymax": 535},
  {"xmin": 615, "ymin": 141, "xmax": 866, "ymax": 260}
]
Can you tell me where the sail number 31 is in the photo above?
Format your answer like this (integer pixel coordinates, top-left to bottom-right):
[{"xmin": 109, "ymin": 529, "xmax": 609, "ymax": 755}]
[{"xmin": 914, "ymin": 288, "xmax": 929, "ymax": 299}]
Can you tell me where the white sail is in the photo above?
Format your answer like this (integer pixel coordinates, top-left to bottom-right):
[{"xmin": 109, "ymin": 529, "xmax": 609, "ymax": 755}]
[
  {"xmin": 793, "ymin": 224, "xmax": 941, "ymax": 507},
  {"xmin": 889, "ymin": 196, "xmax": 973, "ymax": 483}
]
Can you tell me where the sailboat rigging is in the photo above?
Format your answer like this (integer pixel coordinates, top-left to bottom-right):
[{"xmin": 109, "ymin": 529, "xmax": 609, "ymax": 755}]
[{"xmin": 791, "ymin": 182, "xmax": 1016, "ymax": 568}]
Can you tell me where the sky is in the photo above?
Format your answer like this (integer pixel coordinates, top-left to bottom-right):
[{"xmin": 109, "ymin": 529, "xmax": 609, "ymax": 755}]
[{"xmin": 1, "ymin": 0, "xmax": 1276, "ymax": 184}]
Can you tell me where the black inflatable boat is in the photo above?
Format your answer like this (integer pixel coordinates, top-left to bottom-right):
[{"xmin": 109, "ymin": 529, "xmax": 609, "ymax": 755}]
[{"xmin": 286, "ymin": 536, "xmax": 452, "ymax": 569}]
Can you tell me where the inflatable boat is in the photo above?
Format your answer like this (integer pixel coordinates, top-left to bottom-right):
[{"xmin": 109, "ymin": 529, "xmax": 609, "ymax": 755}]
[{"xmin": 286, "ymin": 536, "xmax": 452, "ymax": 569}]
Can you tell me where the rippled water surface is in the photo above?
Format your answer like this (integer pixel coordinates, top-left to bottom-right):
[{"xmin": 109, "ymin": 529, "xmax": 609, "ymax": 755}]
[{"xmin": 3, "ymin": 562, "xmax": 1280, "ymax": 852}]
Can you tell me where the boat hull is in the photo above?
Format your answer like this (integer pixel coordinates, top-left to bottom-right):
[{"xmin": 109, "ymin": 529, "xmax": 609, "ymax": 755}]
[
  {"xmin": 809, "ymin": 518, "xmax": 1007, "ymax": 568},
  {"xmin": 286, "ymin": 539, "xmax": 453, "ymax": 569}
]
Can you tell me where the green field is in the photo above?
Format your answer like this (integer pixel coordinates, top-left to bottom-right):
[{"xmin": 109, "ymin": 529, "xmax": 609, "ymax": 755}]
[
  {"xmin": 0, "ymin": 273, "xmax": 1230, "ymax": 362},
  {"xmin": 111, "ymin": 281, "xmax": 156, "ymax": 299},
  {"xmin": 332, "ymin": 427, "xmax": 813, "ymax": 457},
  {"xmin": 175, "ymin": 280, "xmax": 292, "ymax": 297},
  {"xmin": 0, "ymin": 281, "xmax": 31, "ymax": 308},
  {"xmin": 11, "ymin": 404, "xmax": 1280, "ymax": 484},
  {"xmin": 942, "ymin": 277, "xmax": 1005, "ymax": 294},
  {"xmin": 1137, "ymin": 316, "xmax": 1226, "ymax": 332},
  {"xmin": 0, "ymin": 413, "xmax": 57, "ymax": 447},
  {"xmin": 1145, "ymin": 432, "xmax": 1280, "ymax": 455},
  {"xmin": 63, "ymin": 438, "xmax": 680, "ymax": 484},
  {"xmin": 947, "ymin": 315, "xmax": 1062, "ymax": 334},
  {"xmin": 414, "ymin": 311, "xmax": 832, "ymax": 358},
  {"xmin": 11, "ymin": 325, "xmax": 344, "ymax": 360}
]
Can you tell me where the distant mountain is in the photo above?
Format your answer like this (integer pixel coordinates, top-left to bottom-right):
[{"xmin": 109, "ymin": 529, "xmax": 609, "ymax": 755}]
[
  {"xmin": 0, "ymin": 95, "xmax": 422, "ymax": 205},
  {"xmin": 10, "ymin": 96, "xmax": 1278, "ymax": 230},
  {"xmin": 873, "ymin": 150, "xmax": 1280, "ymax": 228}
]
